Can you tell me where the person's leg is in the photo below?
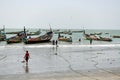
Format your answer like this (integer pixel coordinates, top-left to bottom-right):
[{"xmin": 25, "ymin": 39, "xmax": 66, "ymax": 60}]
[{"xmin": 26, "ymin": 58, "xmax": 28, "ymax": 65}]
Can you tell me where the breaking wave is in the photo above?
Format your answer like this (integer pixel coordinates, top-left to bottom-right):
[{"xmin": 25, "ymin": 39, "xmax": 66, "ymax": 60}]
[{"xmin": 0, "ymin": 44, "xmax": 120, "ymax": 48}]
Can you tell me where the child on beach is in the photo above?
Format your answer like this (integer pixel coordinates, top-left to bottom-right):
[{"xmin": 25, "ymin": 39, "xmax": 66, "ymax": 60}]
[{"xmin": 24, "ymin": 50, "xmax": 30, "ymax": 65}]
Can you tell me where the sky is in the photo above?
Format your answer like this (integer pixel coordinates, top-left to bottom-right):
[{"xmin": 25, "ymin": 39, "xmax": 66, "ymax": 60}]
[{"xmin": 0, "ymin": 0, "xmax": 120, "ymax": 29}]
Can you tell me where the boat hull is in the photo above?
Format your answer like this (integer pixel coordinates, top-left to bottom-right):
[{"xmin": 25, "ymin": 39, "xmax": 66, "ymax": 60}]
[
  {"xmin": 24, "ymin": 39, "xmax": 51, "ymax": 44},
  {"xmin": 58, "ymin": 37, "xmax": 72, "ymax": 42},
  {"xmin": 84, "ymin": 33, "xmax": 112, "ymax": 42},
  {"xmin": 7, "ymin": 40, "xmax": 22, "ymax": 44},
  {"xmin": 6, "ymin": 36, "xmax": 22, "ymax": 44},
  {"xmin": 24, "ymin": 31, "xmax": 53, "ymax": 44},
  {"xmin": 113, "ymin": 35, "xmax": 120, "ymax": 38}
]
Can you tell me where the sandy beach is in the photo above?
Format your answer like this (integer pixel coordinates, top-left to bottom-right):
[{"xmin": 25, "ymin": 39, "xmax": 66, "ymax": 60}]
[{"xmin": 0, "ymin": 44, "xmax": 120, "ymax": 80}]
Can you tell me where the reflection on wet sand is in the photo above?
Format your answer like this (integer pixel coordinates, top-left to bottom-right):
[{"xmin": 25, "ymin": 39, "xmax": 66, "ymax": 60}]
[
  {"xmin": 52, "ymin": 46, "xmax": 58, "ymax": 55},
  {"xmin": 25, "ymin": 65, "xmax": 29, "ymax": 73},
  {"xmin": 23, "ymin": 65, "xmax": 29, "ymax": 73}
]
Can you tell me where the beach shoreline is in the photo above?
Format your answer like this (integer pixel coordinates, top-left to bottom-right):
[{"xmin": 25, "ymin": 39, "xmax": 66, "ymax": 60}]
[
  {"xmin": 1, "ymin": 67, "xmax": 120, "ymax": 80},
  {"xmin": 0, "ymin": 44, "xmax": 120, "ymax": 80}
]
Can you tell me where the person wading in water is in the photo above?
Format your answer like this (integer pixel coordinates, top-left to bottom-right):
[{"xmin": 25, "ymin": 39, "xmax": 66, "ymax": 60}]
[
  {"xmin": 90, "ymin": 38, "xmax": 93, "ymax": 44},
  {"xmin": 24, "ymin": 50, "xmax": 30, "ymax": 65}
]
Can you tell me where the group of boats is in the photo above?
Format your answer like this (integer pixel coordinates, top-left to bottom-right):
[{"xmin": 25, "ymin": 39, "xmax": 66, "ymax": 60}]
[
  {"xmin": 0, "ymin": 27, "xmax": 75, "ymax": 44},
  {"xmin": 0, "ymin": 27, "xmax": 53, "ymax": 44},
  {"xmin": 83, "ymin": 30, "xmax": 113, "ymax": 42},
  {"xmin": 0, "ymin": 27, "xmax": 120, "ymax": 44}
]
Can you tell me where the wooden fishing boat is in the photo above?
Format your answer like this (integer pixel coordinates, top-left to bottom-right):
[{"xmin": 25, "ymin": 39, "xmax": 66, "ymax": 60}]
[
  {"xmin": 26, "ymin": 29, "xmax": 41, "ymax": 36},
  {"xmin": 6, "ymin": 27, "xmax": 27, "ymax": 44},
  {"xmin": 83, "ymin": 30, "xmax": 112, "ymax": 42},
  {"xmin": 84, "ymin": 34, "xmax": 112, "ymax": 42},
  {"xmin": 58, "ymin": 33, "xmax": 72, "ymax": 42},
  {"xmin": 24, "ymin": 31, "xmax": 53, "ymax": 44},
  {"xmin": 54, "ymin": 30, "xmax": 72, "ymax": 35},
  {"xmin": 6, "ymin": 33, "xmax": 27, "ymax": 44},
  {"xmin": 6, "ymin": 32, "xmax": 27, "ymax": 44},
  {"xmin": 6, "ymin": 36, "xmax": 22, "ymax": 44},
  {"xmin": 112, "ymin": 35, "xmax": 120, "ymax": 38},
  {"xmin": 58, "ymin": 36, "xmax": 72, "ymax": 42},
  {"xmin": 72, "ymin": 30, "xmax": 84, "ymax": 33},
  {"xmin": 99, "ymin": 36, "xmax": 112, "ymax": 41},
  {"xmin": 105, "ymin": 32, "xmax": 109, "ymax": 34},
  {"xmin": 62, "ymin": 30, "xmax": 72, "ymax": 34},
  {"xmin": 90, "ymin": 32, "xmax": 102, "ymax": 35}
]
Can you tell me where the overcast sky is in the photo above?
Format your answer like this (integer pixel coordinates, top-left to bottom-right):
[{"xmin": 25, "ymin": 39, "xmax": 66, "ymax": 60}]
[{"xmin": 0, "ymin": 0, "xmax": 120, "ymax": 29}]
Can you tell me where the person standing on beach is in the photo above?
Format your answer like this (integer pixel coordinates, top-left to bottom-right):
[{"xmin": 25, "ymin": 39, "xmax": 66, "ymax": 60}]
[
  {"xmin": 55, "ymin": 40, "xmax": 58, "ymax": 46},
  {"xmin": 24, "ymin": 50, "xmax": 30, "ymax": 65},
  {"xmin": 79, "ymin": 38, "xmax": 81, "ymax": 42},
  {"xmin": 52, "ymin": 40, "xmax": 55, "ymax": 45},
  {"xmin": 90, "ymin": 39, "xmax": 93, "ymax": 44}
]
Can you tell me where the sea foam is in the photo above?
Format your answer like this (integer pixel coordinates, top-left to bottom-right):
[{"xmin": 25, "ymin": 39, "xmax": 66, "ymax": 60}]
[{"xmin": 0, "ymin": 44, "xmax": 120, "ymax": 48}]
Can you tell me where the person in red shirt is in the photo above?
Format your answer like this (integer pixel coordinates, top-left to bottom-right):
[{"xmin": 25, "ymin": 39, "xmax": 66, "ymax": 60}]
[{"xmin": 24, "ymin": 50, "xmax": 30, "ymax": 65}]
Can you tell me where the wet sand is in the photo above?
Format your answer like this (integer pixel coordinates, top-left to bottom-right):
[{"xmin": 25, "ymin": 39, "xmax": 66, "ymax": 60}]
[{"xmin": 0, "ymin": 44, "xmax": 120, "ymax": 80}]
